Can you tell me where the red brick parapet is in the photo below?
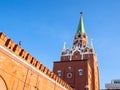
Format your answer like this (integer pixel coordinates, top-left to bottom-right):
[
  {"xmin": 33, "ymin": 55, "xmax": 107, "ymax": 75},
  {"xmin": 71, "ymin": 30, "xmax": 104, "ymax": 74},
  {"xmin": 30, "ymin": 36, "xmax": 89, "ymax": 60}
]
[{"xmin": 0, "ymin": 32, "xmax": 73, "ymax": 90}]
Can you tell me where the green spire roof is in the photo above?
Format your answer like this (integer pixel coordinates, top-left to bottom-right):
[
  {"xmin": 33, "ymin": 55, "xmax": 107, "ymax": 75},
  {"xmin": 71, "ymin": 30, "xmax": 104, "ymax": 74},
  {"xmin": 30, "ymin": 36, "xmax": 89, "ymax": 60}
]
[{"xmin": 77, "ymin": 13, "xmax": 85, "ymax": 33}]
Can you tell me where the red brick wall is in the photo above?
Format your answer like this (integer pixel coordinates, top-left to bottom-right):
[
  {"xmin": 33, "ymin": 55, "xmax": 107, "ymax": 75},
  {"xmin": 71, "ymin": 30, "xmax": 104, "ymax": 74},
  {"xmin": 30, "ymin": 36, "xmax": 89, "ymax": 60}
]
[
  {"xmin": 53, "ymin": 60, "xmax": 88, "ymax": 90},
  {"xmin": 0, "ymin": 32, "xmax": 73, "ymax": 90},
  {"xmin": 54, "ymin": 53, "xmax": 100, "ymax": 90}
]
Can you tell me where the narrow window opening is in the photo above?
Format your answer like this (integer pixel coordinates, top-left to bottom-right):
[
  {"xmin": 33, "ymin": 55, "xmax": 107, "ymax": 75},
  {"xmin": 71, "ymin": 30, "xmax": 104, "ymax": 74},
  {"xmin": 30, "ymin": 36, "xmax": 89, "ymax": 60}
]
[
  {"xmin": 57, "ymin": 70, "xmax": 61, "ymax": 77},
  {"xmin": 78, "ymin": 69, "xmax": 83, "ymax": 76}
]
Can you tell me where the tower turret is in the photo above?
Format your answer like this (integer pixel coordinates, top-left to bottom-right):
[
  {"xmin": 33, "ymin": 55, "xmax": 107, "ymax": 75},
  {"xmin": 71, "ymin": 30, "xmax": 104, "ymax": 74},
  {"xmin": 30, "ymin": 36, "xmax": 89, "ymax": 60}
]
[{"xmin": 53, "ymin": 13, "xmax": 100, "ymax": 90}]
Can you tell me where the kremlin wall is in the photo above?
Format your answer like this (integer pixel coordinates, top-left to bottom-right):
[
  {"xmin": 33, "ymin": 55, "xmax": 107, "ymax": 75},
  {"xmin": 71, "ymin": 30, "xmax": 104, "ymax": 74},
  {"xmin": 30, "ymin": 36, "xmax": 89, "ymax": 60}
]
[{"xmin": 0, "ymin": 32, "xmax": 73, "ymax": 90}]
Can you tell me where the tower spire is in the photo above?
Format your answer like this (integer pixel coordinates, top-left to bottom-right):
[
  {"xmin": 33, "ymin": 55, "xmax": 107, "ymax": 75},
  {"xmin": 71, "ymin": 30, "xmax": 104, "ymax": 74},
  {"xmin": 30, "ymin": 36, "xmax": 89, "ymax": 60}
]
[
  {"xmin": 73, "ymin": 12, "xmax": 88, "ymax": 47},
  {"xmin": 63, "ymin": 42, "xmax": 66, "ymax": 50},
  {"xmin": 77, "ymin": 12, "xmax": 85, "ymax": 33}
]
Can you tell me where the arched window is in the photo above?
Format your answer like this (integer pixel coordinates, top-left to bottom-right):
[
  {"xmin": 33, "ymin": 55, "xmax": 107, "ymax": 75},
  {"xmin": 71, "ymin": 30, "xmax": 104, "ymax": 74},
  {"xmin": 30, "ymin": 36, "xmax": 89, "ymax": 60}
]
[
  {"xmin": 57, "ymin": 70, "xmax": 61, "ymax": 77},
  {"xmin": 0, "ymin": 76, "xmax": 8, "ymax": 90},
  {"xmin": 78, "ymin": 69, "xmax": 83, "ymax": 76}
]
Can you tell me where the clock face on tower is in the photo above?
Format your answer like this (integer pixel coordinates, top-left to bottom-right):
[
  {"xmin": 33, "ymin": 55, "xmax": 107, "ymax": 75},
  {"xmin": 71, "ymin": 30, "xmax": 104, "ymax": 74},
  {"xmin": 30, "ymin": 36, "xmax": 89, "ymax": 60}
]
[{"xmin": 67, "ymin": 73, "xmax": 72, "ymax": 78}]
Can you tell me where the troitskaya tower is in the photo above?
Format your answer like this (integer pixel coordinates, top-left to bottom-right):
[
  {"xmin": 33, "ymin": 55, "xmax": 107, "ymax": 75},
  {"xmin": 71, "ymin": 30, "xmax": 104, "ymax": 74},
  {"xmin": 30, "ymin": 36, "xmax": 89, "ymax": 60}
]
[{"xmin": 53, "ymin": 13, "xmax": 100, "ymax": 90}]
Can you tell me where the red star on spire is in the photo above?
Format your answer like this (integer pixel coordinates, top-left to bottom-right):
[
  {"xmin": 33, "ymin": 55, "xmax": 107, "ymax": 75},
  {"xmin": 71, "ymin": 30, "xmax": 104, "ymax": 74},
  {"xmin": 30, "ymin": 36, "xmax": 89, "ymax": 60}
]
[{"xmin": 80, "ymin": 12, "xmax": 83, "ymax": 15}]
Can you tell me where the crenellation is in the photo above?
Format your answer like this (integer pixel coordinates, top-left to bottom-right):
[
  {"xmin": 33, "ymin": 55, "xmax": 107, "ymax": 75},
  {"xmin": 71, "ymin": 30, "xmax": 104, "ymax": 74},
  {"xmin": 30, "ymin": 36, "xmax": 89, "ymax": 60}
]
[
  {"xmin": 55, "ymin": 76, "xmax": 59, "ymax": 82},
  {"xmin": 67, "ymin": 85, "xmax": 70, "ymax": 90},
  {"xmin": 0, "ymin": 32, "xmax": 73, "ymax": 90},
  {"xmin": 59, "ymin": 79, "xmax": 63, "ymax": 85},
  {"xmin": 65, "ymin": 84, "xmax": 68, "ymax": 89},
  {"xmin": 56, "ymin": 76, "xmax": 59, "ymax": 82},
  {"xmin": 25, "ymin": 53, "xmax": 29, "ymax": 60},
  {"xmin": 34, "ymin": 60, "xmax": 38, "ymax": 67},
  {"xmin": 56, "ymin": 77, "xmax": 59, "ymax": 83},
  {"xmin": 54, "ymin": 75, "xmax": 58, "ymax": 81},
  {"xmin": 28, "ymin": 54, "xmax": 33, "ymax": 61},
  {"xmin": 23, "ymin": 51, "xmax": 28, "ymax": 59},
  {"xmin": 5, "ymin": 39, "xmax": 12, "ymax": 49},
  {"xmin": 40, "ymin": 64, "xmax": 45, "ymax": 72},
  {"xmin": 19, "ymin": 49, "xmax": 28, "ymax": 59},
  {"xmin": 50, "ymin": 72, "xmax": 54, "ymax": 78},
  {"xmin": 36, "ymin": 62, "xmax": 42, "ymax": 70},
  {"xmin": 3, "ymin": 35, "xmax": 8, "ymax": 43},
  {"xmin": 26, "ymin": 54, "xmax": 33, "ymax": 63},
  {"xmin": 13, "ymin": 44, "xmax": 18, "ymax": 52},
  {"xmin": 0, "ymin": 32, "xmax": 4, "ymax": 39},
  {"xmin": 14, "ymin": 45, "xmax": 22, "ymax": 56},
  {"xmin": 19, "ymin": 49, "xmax": 23, "ymax": 56},
  {"xmin": 53, "ymin": 74, "xmax": 56, "ymax": 80},
  {"xmin": 64, "ymin": 83, "xmax": 66, "ymax": 88},
  {"xmin": 61, "ymin": 80, "xmax": 64, "ymax": 86},
  {"xmin": 47, "ymin": 70, "xmax": 51, "ymax": 76},
  {"xmin": 64, "ymin": 83, "xmax": 67, "ymax": 88},
  {"xmin": 58, "ymin": 78, "xmax": 61, "ymax": 83},
  {"xmin": 30, "ymin": 57, "xmax": 35, "ymax": 64},
  {"xmin": 0, "ymin": 32, "xmax": 5, "ymax": 45},
  {"xmin": 11, "ymin": 42, "xmax": 16, "ymax": 51},
  {"xmin": 32, "ymin": 58, "xmax": 38, "ymax": 66},
  {"xmin": 0, "ymin": 32, "xmax": 8, "ymax": 45},
  {"xmin": 43, "ymin": 67, "xmax": 49, "ymax": 74},
  {"xmin": 60, "ymin": 79, "xmax": 63, "ymax": 85},
  {"xmin": 62, "ymin": 81, "xmax": 65, "ymax": 86}
]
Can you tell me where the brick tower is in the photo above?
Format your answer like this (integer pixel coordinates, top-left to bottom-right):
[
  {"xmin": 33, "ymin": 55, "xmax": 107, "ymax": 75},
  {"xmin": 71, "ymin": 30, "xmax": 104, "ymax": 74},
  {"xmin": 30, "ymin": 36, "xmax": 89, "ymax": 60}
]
[{"xmin": 53, "ymin": 13, "xmax": 100, "ymax": 90}]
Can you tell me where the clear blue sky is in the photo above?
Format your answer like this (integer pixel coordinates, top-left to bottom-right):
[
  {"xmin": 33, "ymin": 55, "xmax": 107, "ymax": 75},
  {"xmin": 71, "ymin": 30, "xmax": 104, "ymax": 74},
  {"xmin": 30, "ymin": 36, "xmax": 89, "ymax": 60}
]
[{"xmin": 0, "ymin": 0, "xmax": 120, "ymax": 89}]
